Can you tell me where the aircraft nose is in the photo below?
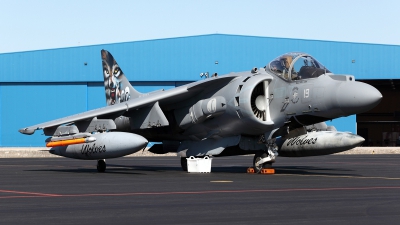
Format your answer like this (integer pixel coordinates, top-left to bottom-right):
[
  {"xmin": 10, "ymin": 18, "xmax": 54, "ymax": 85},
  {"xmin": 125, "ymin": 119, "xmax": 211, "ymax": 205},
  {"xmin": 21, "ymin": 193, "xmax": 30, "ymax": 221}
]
[
  {"xmin": 351, "ymin": 134, "xmax": 365, "ymax": 147},
  {"xmin": 336, "ymin": 81, "xmax": 382, "ymax": 115}
]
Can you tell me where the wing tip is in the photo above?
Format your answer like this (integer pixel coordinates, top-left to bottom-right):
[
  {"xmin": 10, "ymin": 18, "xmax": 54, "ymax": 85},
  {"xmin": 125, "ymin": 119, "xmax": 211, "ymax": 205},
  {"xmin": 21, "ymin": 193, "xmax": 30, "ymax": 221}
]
[{"xmin": 19, "ymin": 128, "xmax": 36, "ymax": 135}]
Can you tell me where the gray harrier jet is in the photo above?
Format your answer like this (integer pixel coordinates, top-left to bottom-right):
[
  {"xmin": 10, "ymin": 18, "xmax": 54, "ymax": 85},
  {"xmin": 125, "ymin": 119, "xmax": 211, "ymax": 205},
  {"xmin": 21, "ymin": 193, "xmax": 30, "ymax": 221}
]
[{"xmin": 19, "ymin": 50, "xmax": 382, "ymax": 172}]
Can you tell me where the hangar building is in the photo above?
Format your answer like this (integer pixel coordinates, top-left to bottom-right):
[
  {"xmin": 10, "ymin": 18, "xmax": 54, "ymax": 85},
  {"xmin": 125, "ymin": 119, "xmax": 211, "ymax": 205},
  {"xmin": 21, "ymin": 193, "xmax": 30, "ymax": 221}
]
[{"xmin": 0, "ymin": 34, "xmax": 399, "ymax": 147}]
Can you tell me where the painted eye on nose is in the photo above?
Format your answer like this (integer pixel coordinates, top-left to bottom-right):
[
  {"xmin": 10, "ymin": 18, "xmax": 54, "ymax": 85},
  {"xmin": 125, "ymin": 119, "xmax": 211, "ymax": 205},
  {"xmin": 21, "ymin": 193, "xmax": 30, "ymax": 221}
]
[
  {"xmin": 114, "ymin": 68, "xmax": 119, "ymax": 74},
  {"xmin": 104, "ymin": 69, "xmax": 109, "ymax": 75}
]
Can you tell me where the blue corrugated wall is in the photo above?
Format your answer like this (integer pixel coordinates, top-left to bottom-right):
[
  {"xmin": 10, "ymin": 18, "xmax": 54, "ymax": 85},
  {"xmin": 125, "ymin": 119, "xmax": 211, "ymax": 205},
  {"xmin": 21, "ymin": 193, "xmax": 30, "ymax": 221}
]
[{"xmin": 1, "ymin": 34, "xmax": 399, "ymax": 146}]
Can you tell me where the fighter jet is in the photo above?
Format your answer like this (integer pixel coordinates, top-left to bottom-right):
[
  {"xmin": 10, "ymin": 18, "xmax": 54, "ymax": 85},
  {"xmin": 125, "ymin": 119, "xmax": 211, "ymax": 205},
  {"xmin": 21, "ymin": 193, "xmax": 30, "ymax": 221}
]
[{"xmin": 19, "ymin": 50, "xmax": 382, "ymax": 173}]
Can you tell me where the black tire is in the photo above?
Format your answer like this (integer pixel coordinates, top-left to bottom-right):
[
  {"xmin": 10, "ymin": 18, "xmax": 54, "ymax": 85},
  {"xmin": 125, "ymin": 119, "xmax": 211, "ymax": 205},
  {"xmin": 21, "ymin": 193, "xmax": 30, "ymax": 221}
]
[
  {"xmin": 253, "ymin": 152, "xmax": 270, "ymax": 173},
  {"xmin": 180, "ymin": 157, "xmax": 188, "ymax": 171},
  {"xmin": 97, "ymin": 160, "xmax": 106, "ymax": 172}
]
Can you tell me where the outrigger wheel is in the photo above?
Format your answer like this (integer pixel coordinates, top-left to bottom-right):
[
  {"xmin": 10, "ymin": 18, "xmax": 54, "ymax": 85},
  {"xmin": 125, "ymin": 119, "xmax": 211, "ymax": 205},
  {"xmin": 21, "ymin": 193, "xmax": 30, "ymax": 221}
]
[
  {"xmin": 97, "ymin": 159, "xmax": 106, "ymax": 172},
  {"xmin": 253, "ymin": 152, "xmax": 272, "ymax": 173},
  {"xmin": 180, "ymin": 157, "xmax": 188, "ymax": 171}
]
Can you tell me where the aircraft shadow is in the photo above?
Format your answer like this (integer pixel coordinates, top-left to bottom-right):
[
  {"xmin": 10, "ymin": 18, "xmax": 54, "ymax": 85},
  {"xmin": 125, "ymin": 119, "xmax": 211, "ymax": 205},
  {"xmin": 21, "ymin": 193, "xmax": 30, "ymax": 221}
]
[
  {"xmin": 26, "ymin": 164, "xmax": 360, "ymax": 177},
  {"xmin": 25, "ymin": 167, "xmax": 147, "ymax": 175}
]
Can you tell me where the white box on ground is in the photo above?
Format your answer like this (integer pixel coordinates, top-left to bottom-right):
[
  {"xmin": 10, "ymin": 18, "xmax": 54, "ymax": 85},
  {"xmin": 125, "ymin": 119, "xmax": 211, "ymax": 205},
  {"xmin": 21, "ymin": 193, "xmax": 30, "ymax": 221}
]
[{"xmin": 187, "ymin": 156, "xmax": 212, "ymax": 173}]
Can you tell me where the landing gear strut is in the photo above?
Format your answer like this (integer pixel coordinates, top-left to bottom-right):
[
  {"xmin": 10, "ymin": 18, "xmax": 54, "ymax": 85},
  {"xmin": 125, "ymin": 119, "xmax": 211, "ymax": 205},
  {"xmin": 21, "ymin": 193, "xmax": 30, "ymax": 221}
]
[
  {"xmin": 253, "ymin": 153, "xmax": 272, "ymax": 173},
  {"xmin": 253, "ymin": 139, "xmax": 278, "ymax": 173},
  {"xmin": 97, "ymin": 159, "xmax": 106, "ymax": 172}
]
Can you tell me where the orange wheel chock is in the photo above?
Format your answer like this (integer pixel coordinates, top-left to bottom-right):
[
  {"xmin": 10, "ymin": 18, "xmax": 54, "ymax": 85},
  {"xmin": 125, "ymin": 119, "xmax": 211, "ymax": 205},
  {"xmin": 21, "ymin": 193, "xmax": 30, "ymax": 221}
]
[
  {"xmin": 260, "ymin": 168, "xmax": 275, "ymax": 174},
  {"xmin": 247, "ymin": 167, "xmax": 255, "ymax": 173}
]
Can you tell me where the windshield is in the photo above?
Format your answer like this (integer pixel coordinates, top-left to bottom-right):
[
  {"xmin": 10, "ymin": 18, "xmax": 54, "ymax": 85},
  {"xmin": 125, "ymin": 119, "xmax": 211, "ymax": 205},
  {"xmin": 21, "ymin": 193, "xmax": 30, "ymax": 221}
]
[{"xmin": 268, "ymin": 53, "xmax": 331, "ymax": 81}]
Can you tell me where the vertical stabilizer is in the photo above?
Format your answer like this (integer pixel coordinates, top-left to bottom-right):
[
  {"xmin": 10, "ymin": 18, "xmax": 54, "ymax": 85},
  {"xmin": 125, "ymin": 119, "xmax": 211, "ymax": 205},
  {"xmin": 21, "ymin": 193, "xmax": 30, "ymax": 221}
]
[{"xmin": 101, "ymin": 50, "xmax": 142, "ymax": 106}]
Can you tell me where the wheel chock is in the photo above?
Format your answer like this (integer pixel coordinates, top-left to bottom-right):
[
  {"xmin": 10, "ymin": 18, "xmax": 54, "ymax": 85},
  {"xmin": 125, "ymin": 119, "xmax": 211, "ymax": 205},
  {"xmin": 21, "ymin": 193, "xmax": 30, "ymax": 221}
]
[
  {"xmin": 247, "ymin": 167, "xmax": 255, "ymax": 173},
  {"xmin": 260, "ymin": 168, "xmax": 275, "ymax": 174}
]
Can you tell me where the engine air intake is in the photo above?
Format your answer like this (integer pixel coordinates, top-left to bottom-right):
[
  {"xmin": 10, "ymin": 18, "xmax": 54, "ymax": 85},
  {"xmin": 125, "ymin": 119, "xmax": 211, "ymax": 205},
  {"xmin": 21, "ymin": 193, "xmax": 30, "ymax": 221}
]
[{"xmin": 251, "ymin": 82, "xmax": 267, "ymax": 121}]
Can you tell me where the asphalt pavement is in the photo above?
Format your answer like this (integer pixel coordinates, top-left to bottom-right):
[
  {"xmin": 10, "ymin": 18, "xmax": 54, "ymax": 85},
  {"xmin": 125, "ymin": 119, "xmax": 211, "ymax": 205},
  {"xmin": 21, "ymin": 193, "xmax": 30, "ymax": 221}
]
[{"xmin": 1, "ymin": 155, "xmax": 400, "ymax": 225}]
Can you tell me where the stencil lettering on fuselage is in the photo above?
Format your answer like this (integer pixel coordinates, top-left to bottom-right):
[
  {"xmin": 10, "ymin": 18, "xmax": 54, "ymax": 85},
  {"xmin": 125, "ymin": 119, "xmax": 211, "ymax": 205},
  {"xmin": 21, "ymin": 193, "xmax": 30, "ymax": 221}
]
[{"xmin": 301, "ymin": 84, "xmax": 313, "ymax": 103}]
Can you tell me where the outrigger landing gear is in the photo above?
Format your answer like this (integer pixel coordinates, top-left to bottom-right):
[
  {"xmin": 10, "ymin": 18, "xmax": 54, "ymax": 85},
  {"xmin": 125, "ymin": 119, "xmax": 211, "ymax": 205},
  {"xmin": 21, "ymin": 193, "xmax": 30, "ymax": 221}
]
[
  {"xmin": 180, "ymin": 157, "xmax": 188, "ymax": 171},
  {"xmin": 97, "ymin": 159, "xmax": 106, "ymax": 172},
  {"xmin": 253, "ymin": 140, "xmax": 278, "ymax": 173}
]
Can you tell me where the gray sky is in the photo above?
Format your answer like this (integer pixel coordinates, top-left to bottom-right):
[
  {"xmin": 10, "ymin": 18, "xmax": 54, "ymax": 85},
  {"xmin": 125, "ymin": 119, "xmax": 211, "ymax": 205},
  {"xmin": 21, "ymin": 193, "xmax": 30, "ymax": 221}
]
[{"xmin": 1, "ymin": 0, "xmax": 399, "ymax": 53}]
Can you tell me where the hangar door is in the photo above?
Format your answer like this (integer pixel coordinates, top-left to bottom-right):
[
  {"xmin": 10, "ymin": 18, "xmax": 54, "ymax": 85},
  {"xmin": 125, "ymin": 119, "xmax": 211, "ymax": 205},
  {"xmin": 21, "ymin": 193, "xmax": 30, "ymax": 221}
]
[{"xmin": 357, "ymin": 79, "xmax": 400, "ymax": 146}]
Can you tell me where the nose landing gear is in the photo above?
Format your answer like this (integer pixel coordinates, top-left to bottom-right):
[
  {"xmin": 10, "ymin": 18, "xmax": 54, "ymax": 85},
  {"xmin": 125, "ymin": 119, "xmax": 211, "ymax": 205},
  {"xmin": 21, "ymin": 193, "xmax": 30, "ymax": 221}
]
[{"xmin": 252, "ymin": 139, "xmax": 278, "ymax": 174}]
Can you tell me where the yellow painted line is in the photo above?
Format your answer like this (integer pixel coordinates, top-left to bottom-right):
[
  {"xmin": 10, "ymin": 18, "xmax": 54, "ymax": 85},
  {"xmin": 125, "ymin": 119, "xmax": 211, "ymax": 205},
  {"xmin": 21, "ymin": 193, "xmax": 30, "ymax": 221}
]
[
  {"xmin": 276, "ymin": 173, "xmax": 400, "ymax": 180},
  {"xmin": 210, "ymin": 181, "xmax": 233, "ymax": 183}
]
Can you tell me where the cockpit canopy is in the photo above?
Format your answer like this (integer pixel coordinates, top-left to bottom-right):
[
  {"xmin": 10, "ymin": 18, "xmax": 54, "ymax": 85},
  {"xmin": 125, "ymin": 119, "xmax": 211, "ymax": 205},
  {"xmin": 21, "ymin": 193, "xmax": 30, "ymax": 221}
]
[{"xmin": 268, "ymin": 52, "xmax": 331, "ymax": 81}]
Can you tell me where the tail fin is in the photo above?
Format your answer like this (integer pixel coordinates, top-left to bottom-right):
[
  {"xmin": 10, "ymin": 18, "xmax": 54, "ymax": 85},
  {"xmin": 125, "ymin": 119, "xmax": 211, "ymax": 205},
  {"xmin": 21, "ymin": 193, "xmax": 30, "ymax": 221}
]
[{"xmin": 101, "ymin": 49, "xmax": 142, "ymax": 106}]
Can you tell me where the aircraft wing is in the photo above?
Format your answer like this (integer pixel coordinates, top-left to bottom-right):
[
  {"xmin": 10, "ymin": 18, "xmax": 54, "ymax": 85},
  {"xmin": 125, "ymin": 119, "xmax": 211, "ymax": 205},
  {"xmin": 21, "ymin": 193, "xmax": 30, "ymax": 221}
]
[{"xmin": 19, "ymin": 75, "xmax": 239, "ymax": 135}]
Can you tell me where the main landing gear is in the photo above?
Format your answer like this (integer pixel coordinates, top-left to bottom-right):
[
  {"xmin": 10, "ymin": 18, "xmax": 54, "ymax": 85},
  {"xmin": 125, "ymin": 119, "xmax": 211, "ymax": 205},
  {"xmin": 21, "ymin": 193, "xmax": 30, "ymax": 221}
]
[{"xmin": 97, "ymin": 159, "xmax": 106, "ymax": 172}]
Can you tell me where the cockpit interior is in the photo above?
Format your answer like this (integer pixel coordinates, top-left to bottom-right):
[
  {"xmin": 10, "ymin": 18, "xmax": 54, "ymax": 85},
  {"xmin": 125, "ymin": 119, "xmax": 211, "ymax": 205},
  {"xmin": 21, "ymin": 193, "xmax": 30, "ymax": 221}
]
[{"xmin": 268, "ymin": 52, "xmax": 331, "ymax": 81}]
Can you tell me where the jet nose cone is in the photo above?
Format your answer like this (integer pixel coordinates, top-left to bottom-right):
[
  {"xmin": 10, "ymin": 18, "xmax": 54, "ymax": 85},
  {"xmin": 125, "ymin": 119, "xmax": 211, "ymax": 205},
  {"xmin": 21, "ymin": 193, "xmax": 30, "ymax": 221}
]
[
  {"xmin": 351, "ymin": 134, "xmax": 365, "ymax": 147},
  {"xmin": 336, "ymin": 81, "xmax": 382, "ymax": 115}
]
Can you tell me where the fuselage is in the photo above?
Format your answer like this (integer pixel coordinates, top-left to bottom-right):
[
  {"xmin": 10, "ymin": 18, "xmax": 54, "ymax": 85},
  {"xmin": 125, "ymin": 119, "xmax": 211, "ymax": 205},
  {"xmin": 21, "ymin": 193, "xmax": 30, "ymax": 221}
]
[{"xmin": 115, "ymin": 67, "xmax": 381, "ymax": 143}]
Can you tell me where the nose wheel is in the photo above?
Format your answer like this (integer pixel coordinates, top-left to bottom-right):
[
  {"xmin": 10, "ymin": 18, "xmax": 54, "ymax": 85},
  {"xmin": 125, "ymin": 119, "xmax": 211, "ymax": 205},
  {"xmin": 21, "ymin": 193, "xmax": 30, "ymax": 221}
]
[
  {"xmin": 253, "ymin": 152, "xmax": 272, "ymax": 173},
  {"xmin": 253, "ymin": 141, "xmax": 278, "ymax": 173},
  {"xmin": 97, "ymin": 159, "xmax": 106, "ymax": 172}
]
